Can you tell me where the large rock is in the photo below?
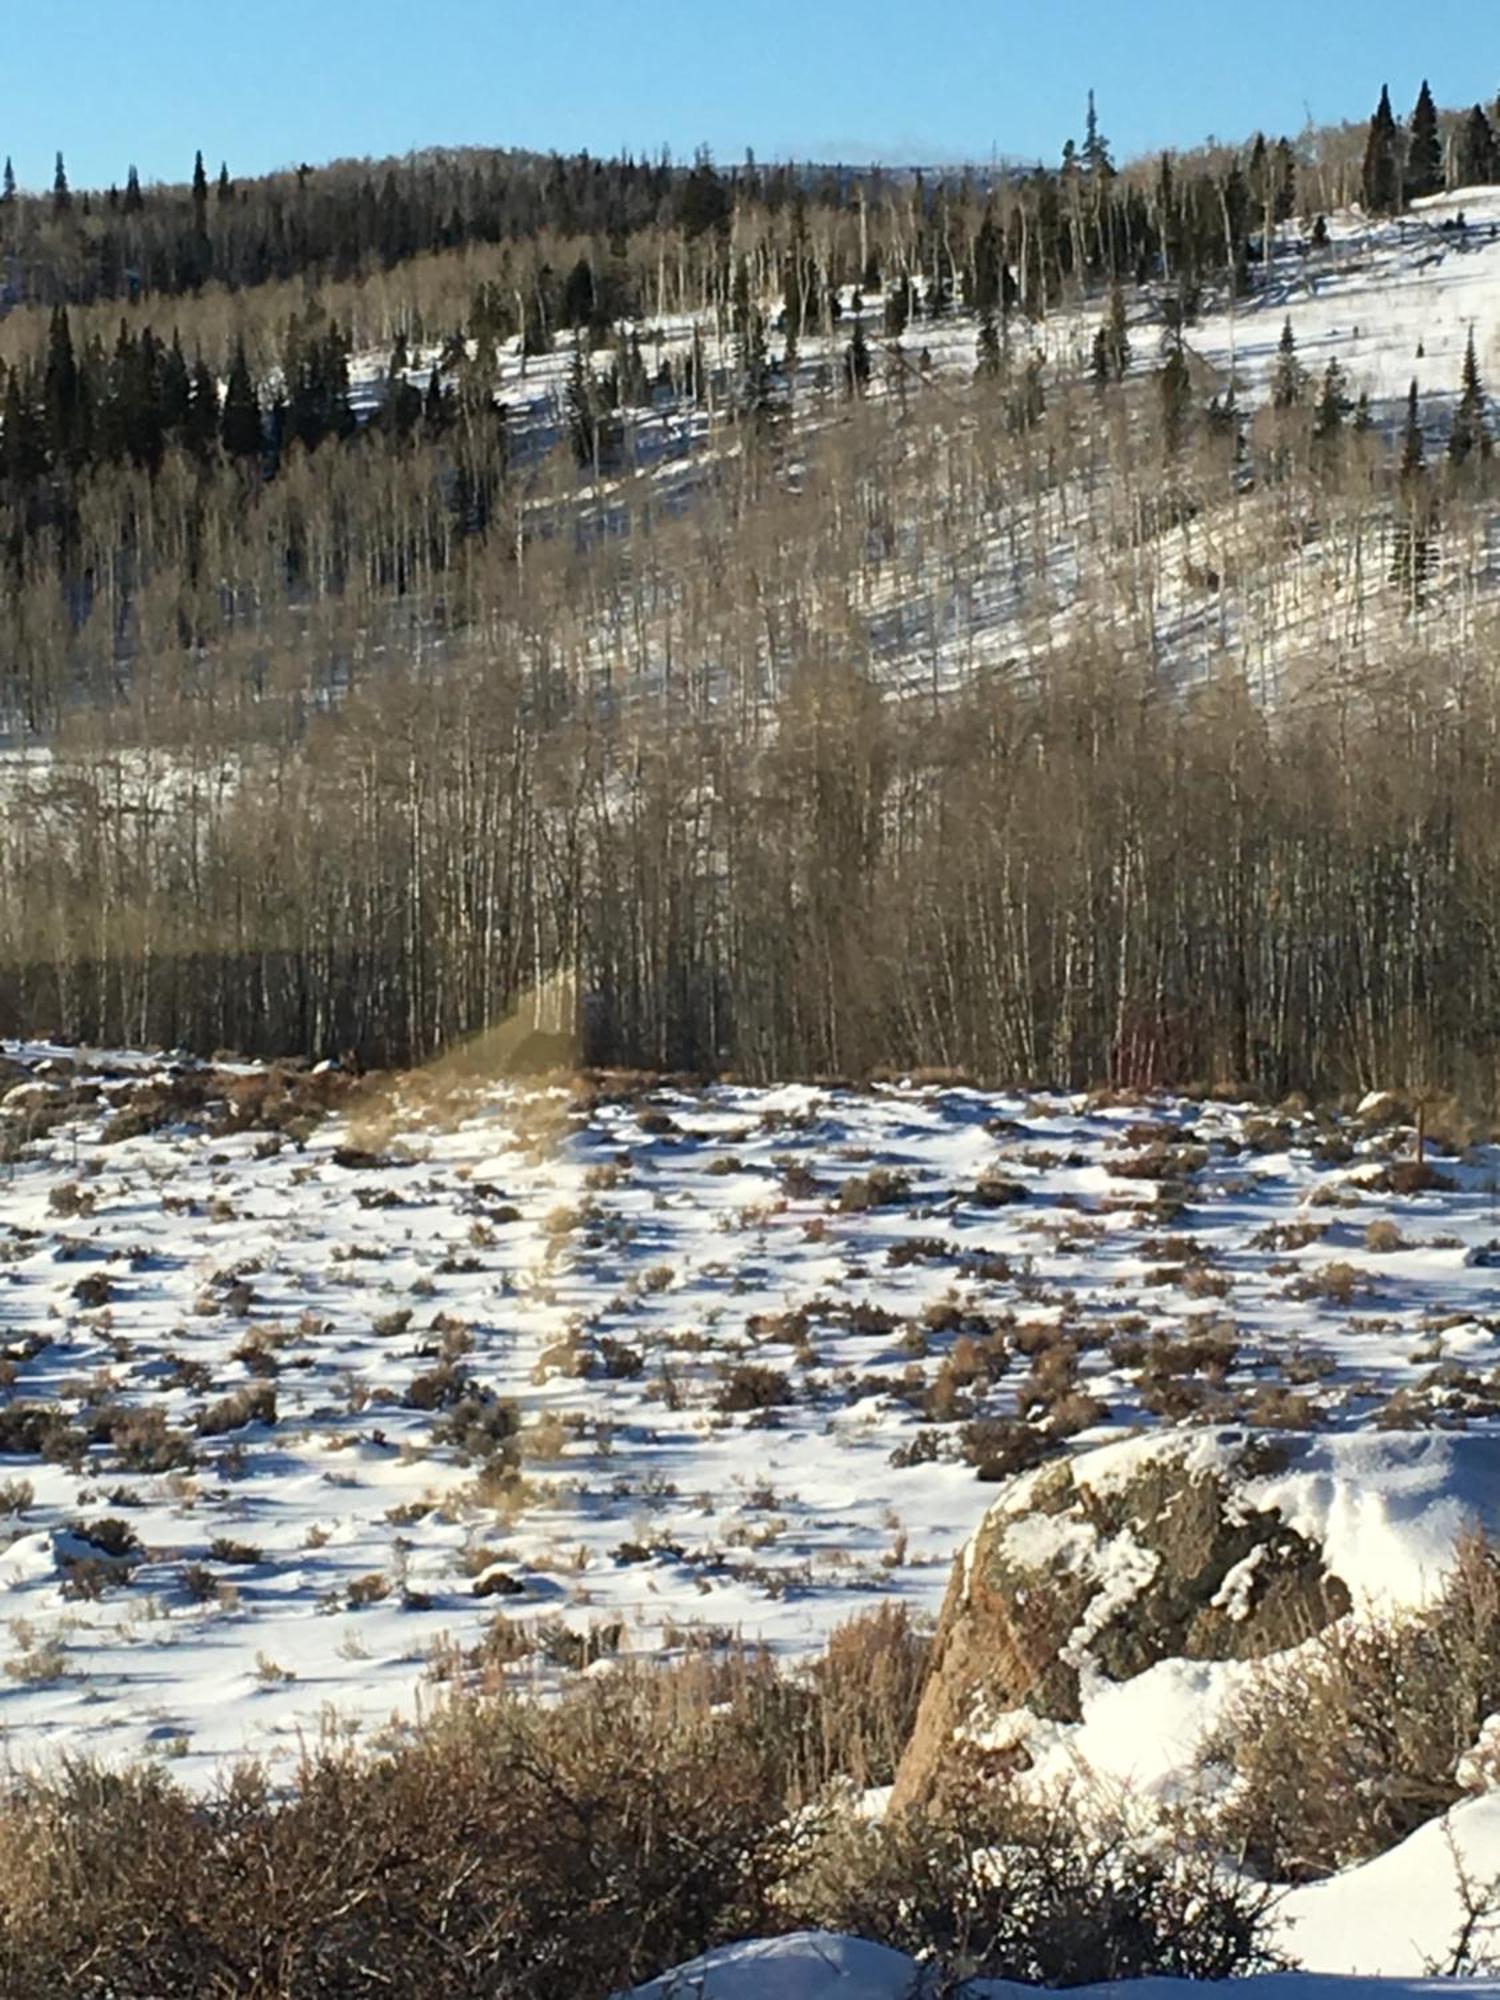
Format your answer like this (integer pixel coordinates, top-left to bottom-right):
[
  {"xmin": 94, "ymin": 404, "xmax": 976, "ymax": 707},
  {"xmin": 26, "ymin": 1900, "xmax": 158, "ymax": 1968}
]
[{"xmin": 892, "ymin": 1429, "xmax": 1354, "ymax": 1809}]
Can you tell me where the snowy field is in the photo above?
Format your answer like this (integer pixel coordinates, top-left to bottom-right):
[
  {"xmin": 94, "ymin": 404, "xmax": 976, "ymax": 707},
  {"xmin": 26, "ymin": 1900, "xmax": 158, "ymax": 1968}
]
[{"xmin": 3, "ymin": 1038, "xmax": 1500, "ymax": 1806}]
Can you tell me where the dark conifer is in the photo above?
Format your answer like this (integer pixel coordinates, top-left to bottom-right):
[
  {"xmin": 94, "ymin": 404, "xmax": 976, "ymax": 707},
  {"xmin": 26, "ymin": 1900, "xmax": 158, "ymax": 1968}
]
[
  {"xmin": 1362, "ymin": 87, "xmax": 1402, "ymax": 215},
  {"xmin": 1159, "ymin": 341, "xmax": 1192, "ymax": 459},
  {"xmin": 220, "ymin": 339, "xmax": 261, "ymax": 459},
  {"xmin": 1406, "ymin": 80, "xmax": 1443, "ymax": 201},
  {"xmin": 1449, "ymin": 327, "xmax": 1490, "ymax": 462},
  {"xmin": 843, "ymin": 316, "xmax": 871, "ymax": 397},
  {"xmin": 52, "ymin": 151, "xmax": 70, "ymax": 214},
  {"xmin": 1458, "ymin": 107, "xmax": 1498, "ymax": 187},
  {"xmin": 1271, "ymin": 317, "xmax": 1302, "ymax": 409},
  {"xmin": 43, "ymin": 306, "xmax": 80, "ymax": 462},
  {"xmin": 186, "ymin": 356, "xmax": 220, "ymax": 456},
  {"xmin": 1401, "ymin": 377, "xmax": 1427, "ymax": 477},
  {"xmin": 1313, "ymin": 358, "xmax": 1351, "ymax": 449}
]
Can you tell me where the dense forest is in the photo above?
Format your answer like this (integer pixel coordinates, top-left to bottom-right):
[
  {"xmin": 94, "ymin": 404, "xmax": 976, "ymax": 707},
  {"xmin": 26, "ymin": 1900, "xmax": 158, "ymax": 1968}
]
[{"xmin": 2, "ymin": 82, "xmax": 1499, "ymax": 1098}]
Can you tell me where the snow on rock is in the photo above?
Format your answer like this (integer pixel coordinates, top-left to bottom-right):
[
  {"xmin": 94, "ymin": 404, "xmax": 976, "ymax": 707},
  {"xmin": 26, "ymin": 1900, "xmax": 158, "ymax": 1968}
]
[{"xmin": 894, "ymin": 1429, "xmax": 1500, "ymax": 1809}]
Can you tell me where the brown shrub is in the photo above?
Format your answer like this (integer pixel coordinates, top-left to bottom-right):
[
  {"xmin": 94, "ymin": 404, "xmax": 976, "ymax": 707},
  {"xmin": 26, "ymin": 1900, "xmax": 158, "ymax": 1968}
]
[
  {"xmin": 1205, "ymin": 1533, "xmax": 1500, "ymax": 1881},
  {"xmin": 789, "ymin": 1778, "xmax": 1276, "ymax": 1986},
  {"xmin": 714, "ymin": 1365, "xmax": 795, "ymax": 1414},
  {"xmin": 961, "ymin": 1416, "xmax": 1050, "ymax": 1481}
]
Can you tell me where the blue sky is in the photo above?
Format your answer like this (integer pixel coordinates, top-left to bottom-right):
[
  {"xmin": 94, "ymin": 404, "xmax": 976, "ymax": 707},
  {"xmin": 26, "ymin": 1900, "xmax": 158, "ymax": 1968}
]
[{"xmin": 10, "ymin": 1, "xmax": 1500, "ymax": 191}]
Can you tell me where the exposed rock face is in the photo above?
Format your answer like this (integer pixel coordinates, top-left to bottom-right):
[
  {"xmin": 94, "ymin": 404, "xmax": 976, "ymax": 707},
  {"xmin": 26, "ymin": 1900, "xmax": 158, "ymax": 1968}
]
[{"xmin": 892, "ymin": 1430, "xmax": 1353, "ymax": 1809}]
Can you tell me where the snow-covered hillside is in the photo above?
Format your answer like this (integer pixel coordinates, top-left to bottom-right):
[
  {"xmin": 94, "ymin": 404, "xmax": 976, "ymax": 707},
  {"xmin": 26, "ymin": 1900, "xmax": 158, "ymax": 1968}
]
[
  {"xmin": 3, "ymin": 1040, "xmax": 1500, "ymax": 1801},
  {"xmin": 343, "ymin": 186, "xmax": 1500, "ymax": 717}
]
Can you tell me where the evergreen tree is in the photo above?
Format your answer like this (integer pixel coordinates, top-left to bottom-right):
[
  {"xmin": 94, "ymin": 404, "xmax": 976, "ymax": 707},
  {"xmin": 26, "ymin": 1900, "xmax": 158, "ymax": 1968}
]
[
  {"xmin": 1458, "ymin": 106, "xmax": 1498, "ymax": 188},
  {"xmin": 423, "ymin": 365, "xmax": 449, "ymax": 433},
  {"xmin": 1312, "ymin": 358, "xmax": 1351, "ymax": 451},
  {"xmin": 2, "ymin": 159, "xmax": 15, "ymax": 205},
  {"xmin": 220, "ymin": 339, "xmax": 261, "ymax": 460},
  {"xmin": 1406, "ymin": 80, "xmax": 1443, "ymax": 201},
  {"xmin": 1083, "ymin": 90, "xmax": 1113, "ymax": 177},
  {"xmin": 1271, "ymin": 317, "xmax": 1302, "ymax": 409},
  {"xmin": 52, "ymin": 151, "xmax": 70, "ymax": 215},
  {"xmin": 567, "ymin": 342, "xmax": 598, "ymax": 467},
  {"xmin": 1101, "ymin": 282, "xmax": 1130, "ymax": 378},
  {"xmin": 1394, "ymin": 378, "xmax": 1436, "ymax": 606},
  {"xmin": 1159, "ymin": 341, "xmax": 1192, "ymax": 460},
  {"xmin": 1449, "ymin": 326, "xmax": 1490, "ymax": 462},
  {"xmin": 193, "ymin": 150, "xmax": 209, "ymax": 218},
  {"xmin": 1362, "ymin": 87, "xmax": 1402, "ymax": 215},
  {"xmin": 217, "ymin": 162, "xmax": 233, "ymax": 205},
  {"xmin": 123, "ymin": 165, "xmax": 144, "ymax": 214},
  {"xmin": 843, "ymin": 314, "xmax": 871, "ymax": 397},
  {"xmin": 186, "ymin": 356, "xmax": 221, "ymax": 457},
  {"xmin": 43, "ymin": 305, "xmax": 81, "ymax": 463},
  {"xmin": 1401, "ymin": 377, "xmax": 1427, "ymax": 479}
]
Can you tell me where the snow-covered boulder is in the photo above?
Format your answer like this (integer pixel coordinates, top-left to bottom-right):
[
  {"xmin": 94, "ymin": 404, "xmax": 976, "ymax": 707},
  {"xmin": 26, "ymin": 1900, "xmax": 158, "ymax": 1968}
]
[{"xmin": 893, "ymin": 1429, "xmax": 1500, "ymax": 1809}]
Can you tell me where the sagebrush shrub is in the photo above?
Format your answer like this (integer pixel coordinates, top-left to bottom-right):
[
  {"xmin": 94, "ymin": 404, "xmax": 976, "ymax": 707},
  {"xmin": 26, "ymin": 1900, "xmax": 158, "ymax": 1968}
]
[{"xmin": 1205, "ymin": 1533, "xmax": 1500, "ymax": 1879}]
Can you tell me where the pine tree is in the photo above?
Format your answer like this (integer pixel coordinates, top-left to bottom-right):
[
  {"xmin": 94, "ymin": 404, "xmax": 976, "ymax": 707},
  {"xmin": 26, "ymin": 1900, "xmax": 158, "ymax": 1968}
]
[
  {"xmin": 1104, "ymin": 282, "xmax": 1129, "ymax": 377},
  {"xmin": 43, "ymin": 306, "xmax": 80, "ymax": 463},
  {"xmin": 123, "ymin": 165, "xmax": 144, "ymax": 215},
  {"xmin": 52, "ymin": 151, "xmax": 70, "ymax": 215},
  {"xmin": 1458, "ymin": 106, "xmax": 1498, "ymax": 188},
  {"xmin": 1159, "ymin": 341, "xmax": 1192, "ymax": 460},
  {"xmin": 1394, "ymin": 379, "xmax": 1436, "ymax": 607},
  {"xmin": 1407, "ymin": 80, "xmax": 1443, "ymax": 201},
  {"xmin": 1449, "ymin": 326, "xmax": 1490, "ymax": 462},
  {"xmin": 2, "ymin": 159, "xmax": 15, "ymax": 206},
  {"xmin": 844, "ymin": 315, "xmax": 871, "ymax": 398},
  {"xmin": 217, "ymin": 163, "xmax": 233, "ymax": 205},
  {"xmin": 1362, "ymin": 87, "xmax": 1402, "ymax": 215},
  {"xmin": 186, "ymin": 356, "xmax": 221, "ymax": 457},
  {"xmin": 1312, "ymin": 358, "xmax": 1351, "ymax": 450},
  {"xmin": 1401, "ymin": 377, "xmax": 1427, "ymax": 478},
  {"xmin": 193, "ymin": 150, "xmax": 209, "ymax": 217},
  {"xmin": 1083, "ymin": 90, "xmax": 1113, "ymax": 177},
  {"xmin": 1271, "ymin": 317, "xmax": 1302, "ymax": 409},
  {"xmin": 567, "ymin": 342, "xmax": 598, "ymax": 467},
  {"xmin": 220, "ymin": 339, "xmax": 261, "ymax": 460}
]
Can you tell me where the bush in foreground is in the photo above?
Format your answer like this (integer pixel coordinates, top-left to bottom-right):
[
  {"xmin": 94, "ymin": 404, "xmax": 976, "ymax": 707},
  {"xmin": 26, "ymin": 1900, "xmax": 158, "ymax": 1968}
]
[{"xmin": 0, "ymin": 1600, "xmax": 1282, "ymax": 1999}]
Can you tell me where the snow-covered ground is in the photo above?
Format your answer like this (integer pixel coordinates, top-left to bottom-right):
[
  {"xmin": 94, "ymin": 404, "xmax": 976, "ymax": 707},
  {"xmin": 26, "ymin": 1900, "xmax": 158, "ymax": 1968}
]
[
  {"xmin": 627, "ymin": 1933, "xmax": 1500, "ymax": 1998},
  {"xmin": 3, "ymin": 1040, "xmax": 1500, "ymax": 1804}
]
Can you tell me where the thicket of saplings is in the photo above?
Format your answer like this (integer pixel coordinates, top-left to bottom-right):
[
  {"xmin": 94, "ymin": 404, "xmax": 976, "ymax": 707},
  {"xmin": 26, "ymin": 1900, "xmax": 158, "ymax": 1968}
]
[
  {"xmin": 4, "ymin": 86, "xmax": 1500, "ymax": 1104},
  {"xmin": 8, "ymin": 1545, "xmax": 1500, "ymax": 1997},
  {"xmin": 3, "ymin": 335, "xmax": 1499, "ymax": 1102}
]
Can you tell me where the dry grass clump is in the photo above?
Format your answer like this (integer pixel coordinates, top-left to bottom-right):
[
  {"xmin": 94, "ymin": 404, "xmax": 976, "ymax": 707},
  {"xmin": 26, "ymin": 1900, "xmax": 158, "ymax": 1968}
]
[
  {"xmin": 195, "ymin": 1384, "xmax": 277, "ymax": 1438},
  {"xmin": 1205, "ymin": 1533, "xmax": 1500, "ymax": 1881},
  {"xmin": 1285, "ymin": 1259, "xmax": 1370, "ymax": 1306},
  {"xmin": 836, "ymin": 1168, "xmax": 912, "ymax": 1213},
  {"xmin": 1364, "ymin": 1218, "xmax": 1407, "ymax": 1253}
]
